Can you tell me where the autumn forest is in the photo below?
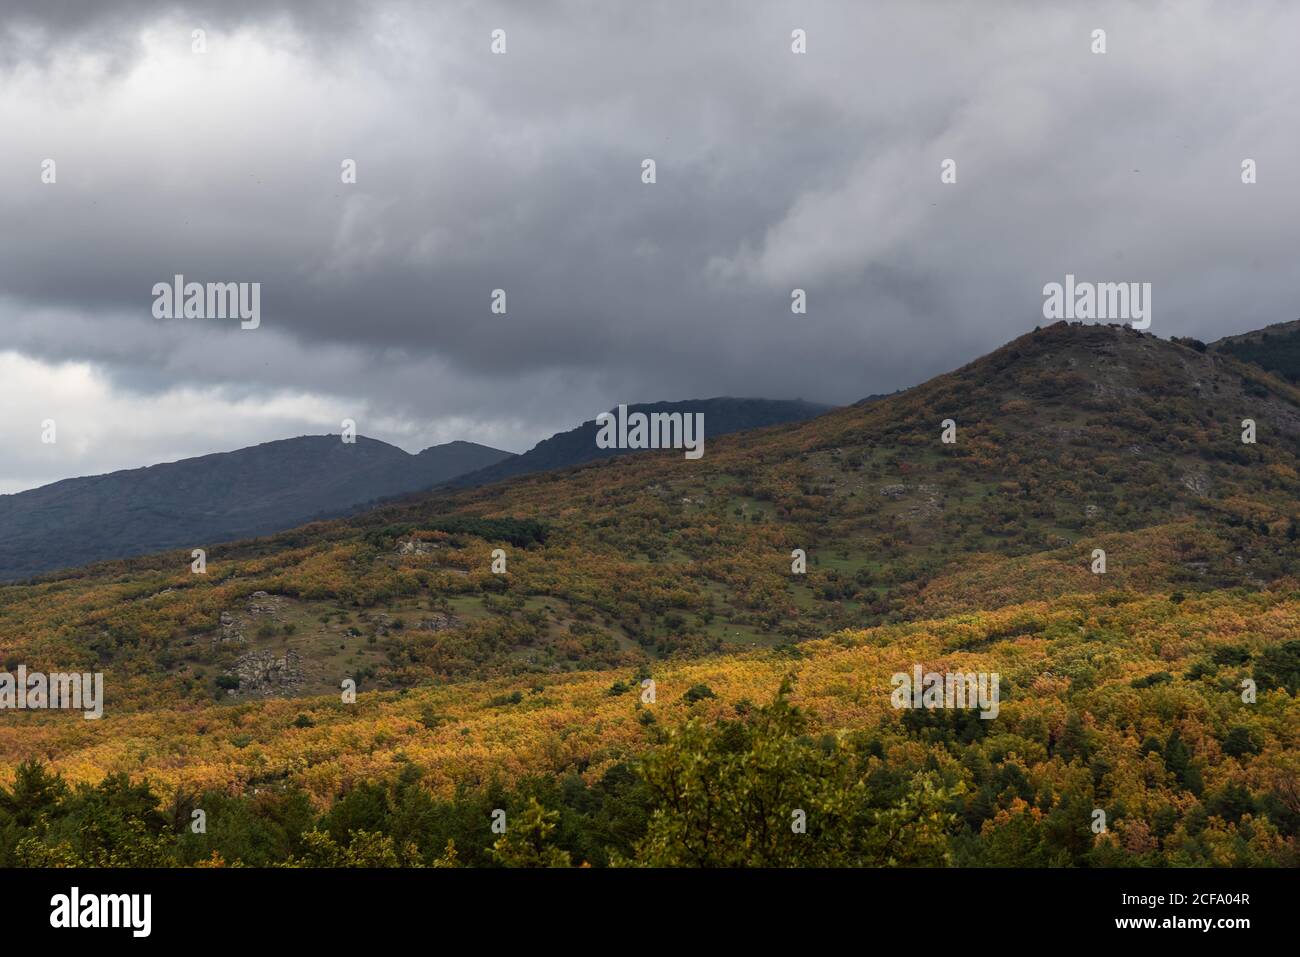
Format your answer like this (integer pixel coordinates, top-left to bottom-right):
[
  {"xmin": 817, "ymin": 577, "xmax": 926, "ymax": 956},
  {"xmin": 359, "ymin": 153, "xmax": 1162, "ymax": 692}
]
[{"xmin": 2, "ymin": 322, "xmax": 1299, "ymax": 868}]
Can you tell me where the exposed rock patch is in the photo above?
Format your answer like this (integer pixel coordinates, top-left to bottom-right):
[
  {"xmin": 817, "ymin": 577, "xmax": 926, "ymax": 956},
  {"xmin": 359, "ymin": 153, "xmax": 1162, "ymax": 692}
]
[
  {"xmin": 215, "ymin": 611, "xmax": 245, "ymax": 645},
  {"xmin": 397, "ymin": 538, "xmax": 440, "ymax": 555},
  {"xmin": 246, "ymin": 591, "xmax": 286, "ymax": 617},
  {"xmin": 226, "ymin": 650, "xmax": 305, "ymax": 696},
  {"xmin": 418, "ymin": 613, "xmax": 462, "ymax": 632},
  {"xmin": 880, "ymin": 483, "xmax": 939, "ymax": 499}
]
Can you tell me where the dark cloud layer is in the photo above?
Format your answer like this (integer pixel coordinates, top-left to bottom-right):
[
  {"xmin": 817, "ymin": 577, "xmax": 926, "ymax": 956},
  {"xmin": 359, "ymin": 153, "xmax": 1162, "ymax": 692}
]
[{"xmin": 1, "ymin": 1, "xmax": 1298, "ymax": 491}]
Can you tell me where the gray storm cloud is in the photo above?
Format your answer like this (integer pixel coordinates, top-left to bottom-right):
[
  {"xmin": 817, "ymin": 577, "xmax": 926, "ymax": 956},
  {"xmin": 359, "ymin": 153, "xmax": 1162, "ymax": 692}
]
[{"xmin": 1, "ymin": 0, "xmax": 1298, "ymax": 491}]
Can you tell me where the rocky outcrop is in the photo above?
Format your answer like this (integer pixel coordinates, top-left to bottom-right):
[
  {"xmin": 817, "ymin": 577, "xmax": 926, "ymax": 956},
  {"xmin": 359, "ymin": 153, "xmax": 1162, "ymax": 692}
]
[
  {"xmin": 215, "ymin": 611, "xmax": 245, "ymax": 645},
  {"xmin": 246, "ymin": 591, "xmax": 286, "ymax": 616},
  {"xmin": 417, "ymin": 612, "xmax": 462, "ymax": 632},
  {"xmin": 396, "ymin": 538, "xmax": 440, "ymax": 555},
  {"xmin": 213, "ymin": 591, "xmax": 288, "ymax": 645},
  {"xmin": 226, "ymin": 650, "xmax": 305, "ymax": 696}
]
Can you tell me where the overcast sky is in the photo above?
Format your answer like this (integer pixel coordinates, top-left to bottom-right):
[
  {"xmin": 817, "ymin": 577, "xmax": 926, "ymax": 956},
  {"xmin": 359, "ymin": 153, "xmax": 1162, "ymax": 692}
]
[{"xmin": 1, "ymin": 0, "xmax": 1298, "ymax": 493}]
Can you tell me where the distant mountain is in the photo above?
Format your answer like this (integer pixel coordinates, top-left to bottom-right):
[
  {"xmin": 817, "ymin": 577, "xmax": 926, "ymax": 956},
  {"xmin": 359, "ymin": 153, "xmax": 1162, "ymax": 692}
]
[
  {"xmin": 1209, "ymin": 318, "xmax": 1300, "ymax": 383},
  {"xmin": 852, "ymin": 391, "xmax": 897, "ymax": 407},
  {"xmin": 0, "ymin": 437, "xmax": 513, "ymax": 581},
  {"xmin": 449, "ymin": 397, "xmax": 834, "ymax": 488}
]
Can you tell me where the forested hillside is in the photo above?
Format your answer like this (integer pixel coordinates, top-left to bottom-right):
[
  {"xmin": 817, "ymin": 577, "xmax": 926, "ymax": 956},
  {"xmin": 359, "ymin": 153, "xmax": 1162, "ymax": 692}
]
[
  {"xmin": 1211, "ymin": 319, "xmax": 1300, "ymax": 384},
  {"xmin": 2, "ymin": 321, "xmax": 1298, "ymax": 867}
]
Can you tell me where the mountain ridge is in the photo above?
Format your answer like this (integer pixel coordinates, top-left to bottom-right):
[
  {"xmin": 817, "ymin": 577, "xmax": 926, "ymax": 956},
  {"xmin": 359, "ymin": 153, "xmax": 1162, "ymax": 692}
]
[
  {"xmin": 447, "ymin": 397, "xmax": 835, "ymax": 489},
  {"xmin": 1209, "ymin": 317, "xmax": 1300, "ymax": 385},
  {"xmin": 0, "ymin": 396, "xmax": 842, "ymax": 582},
  {"xmin": 0, "ymin": 435, "xmax": 515, "ymax": 581},
  {"xmin": 11, "ymin": 320, "xmax": 1300, "ymax": 664}
]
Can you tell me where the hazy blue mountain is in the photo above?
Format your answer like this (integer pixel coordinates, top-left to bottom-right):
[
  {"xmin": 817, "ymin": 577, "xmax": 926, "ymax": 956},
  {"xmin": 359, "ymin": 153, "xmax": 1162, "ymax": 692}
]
[
  {"xmin": 0, "ymin": 436, "xmax": 513, "ymax": 581},
  {"xmin": 449, "ymin": 398, "xmax": 834, "ymax": 488}
]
